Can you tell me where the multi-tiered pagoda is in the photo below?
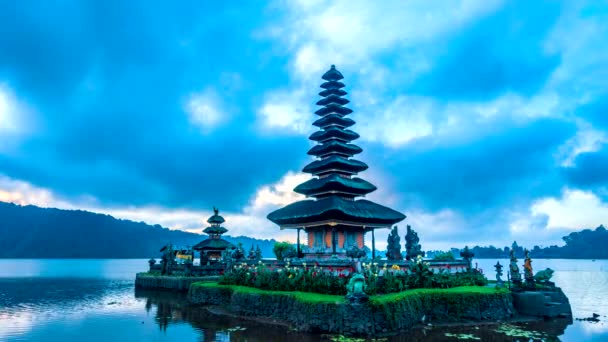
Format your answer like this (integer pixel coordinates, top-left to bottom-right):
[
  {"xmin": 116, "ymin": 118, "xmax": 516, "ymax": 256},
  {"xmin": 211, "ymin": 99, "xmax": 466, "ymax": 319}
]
[
  {"xmin": 193, "ymin": 207, "xmax": 234, "ymax": 263},
  {"xmin": 267, "ymin": 65, "xmax": 405, "ymax": 258}
]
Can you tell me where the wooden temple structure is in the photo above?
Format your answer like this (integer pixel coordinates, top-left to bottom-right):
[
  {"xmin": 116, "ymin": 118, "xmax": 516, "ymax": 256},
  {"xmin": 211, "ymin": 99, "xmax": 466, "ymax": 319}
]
[
  {"xmin": 193, "ymin": 207, "xmax": 235, "ymax": 263},
  {"xmin": 267, "ymin": 65, "xmax": 406, "ymax": 258}
]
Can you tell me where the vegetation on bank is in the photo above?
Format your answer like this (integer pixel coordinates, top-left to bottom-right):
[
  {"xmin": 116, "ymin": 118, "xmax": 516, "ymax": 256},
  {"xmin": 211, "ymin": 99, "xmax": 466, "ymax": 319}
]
[
  {"xmin": 369, "ymin": 286, "xmax": 509, "ymax": 305},
  {"xmin": 427, "ymin": 225, "xmax": 608, "ymax": 259},
  {"xmin": 219, "ymin": 257, "xmax": 487, "ymax": 296}
]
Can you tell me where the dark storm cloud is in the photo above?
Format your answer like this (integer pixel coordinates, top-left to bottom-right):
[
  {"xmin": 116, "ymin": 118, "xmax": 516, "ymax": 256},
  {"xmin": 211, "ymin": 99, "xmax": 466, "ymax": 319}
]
[
  {"xmin": 373, "ymin": 118, "xmax": 577, "ymax": 213},
  {"xmin": 0, "ymin": 1, "xmax": 303, "ymax": 211},
  {"xmin": 411, "ymin": 1, "xmax": 562, "ymax": 100}
]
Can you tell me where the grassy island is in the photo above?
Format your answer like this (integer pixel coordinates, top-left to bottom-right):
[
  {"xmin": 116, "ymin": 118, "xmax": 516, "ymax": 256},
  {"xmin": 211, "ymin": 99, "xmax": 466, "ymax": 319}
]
[{"xmin": 188, "ymin": 282, "xmax": 514, "ymax": 336}]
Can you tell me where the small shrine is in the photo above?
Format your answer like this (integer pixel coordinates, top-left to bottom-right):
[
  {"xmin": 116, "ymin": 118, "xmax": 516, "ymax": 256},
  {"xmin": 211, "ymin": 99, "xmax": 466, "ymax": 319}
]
[
  {"xmin": 267, "ymin": 65, "xmax": 406, "ymax": 258},
  {"xmin": 193, "ymin": 207, "xmax": 235, "ymax": 264}
]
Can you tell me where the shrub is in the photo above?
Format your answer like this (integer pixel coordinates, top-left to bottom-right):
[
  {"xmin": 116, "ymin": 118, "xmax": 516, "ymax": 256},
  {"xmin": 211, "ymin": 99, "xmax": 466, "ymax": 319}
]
[
  {"xmin": 220, "ymin": 260, "xmax": 489, "ymax": 296},
  {"xmin": 432, "ymin": 251, "xmax": 455, "ymax": 261},
  {"xmin": 272, "ymin": 242, "xmax": 296, "ymax": 261}
]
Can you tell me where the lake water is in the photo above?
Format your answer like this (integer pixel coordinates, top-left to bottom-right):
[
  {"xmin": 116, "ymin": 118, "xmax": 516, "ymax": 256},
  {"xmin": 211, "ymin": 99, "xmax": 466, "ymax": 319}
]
[{"xmin": 0, "ymin": 259, "xmax": 606, "ymax": 341}]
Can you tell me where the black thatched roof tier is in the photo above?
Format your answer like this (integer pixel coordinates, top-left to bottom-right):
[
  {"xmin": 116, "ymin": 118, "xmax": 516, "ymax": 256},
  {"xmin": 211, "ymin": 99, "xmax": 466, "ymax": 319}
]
[
  {"xmin": 267, "ymin": 195, "xmax": 405, "ymax": 227},
  {"xmin": 193, "ymin": 238, "xmax": 234, "ymax": 251},
  {"xmin": 315, "ymin": 104, "xmax": 353, "ymax": 116},
  {"xmin": 313, "ymin": 114, "xmax": 355, "ymax": 128},
  {"xmin": 316, "ymin": 95, "xmax": 350, "ymax": 106},
  {"xmin": 302, "ymin": 155, "xmax": 368, "ymax": 175},
  {"xmin": 319, "ymin": 88, "xmax": 347, "ymax": 97},
  {"xmin": 294, "ymin": 174, "xmax": 376, "ymax": 197},
  {"xmin": 320, "ymin": 80, "xmax": 345, "ymax": 90},
  {"xmin": 203, "ymin": 226, "xmax": 228, "ymax": 235},
  {"xmin": 310, "ymin": 127, "xmax": 359, "ymax": 142},
  {"xmin": 322, "ymin": 65, "xmax": 344, "ymax": 81},
  {"xmin": 308, "ymin": 140, "xmax": 362, "ymax": 157}
]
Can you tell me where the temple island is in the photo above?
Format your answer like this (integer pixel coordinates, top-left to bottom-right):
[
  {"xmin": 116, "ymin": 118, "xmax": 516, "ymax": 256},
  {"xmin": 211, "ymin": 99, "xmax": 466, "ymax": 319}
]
[{"xmin": 135, "ymin": 65, "xmax": 572, "ymax": 337}]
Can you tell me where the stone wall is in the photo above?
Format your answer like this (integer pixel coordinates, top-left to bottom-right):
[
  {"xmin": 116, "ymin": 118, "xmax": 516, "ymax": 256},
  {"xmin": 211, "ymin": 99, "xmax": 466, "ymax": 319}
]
[
  {"xmin": 188, "ymin": 284, "xmax": 515, "ymax": 336},
  {"xmin": 135, "ymin": 273, "xmax": 219, "ymax": 292}
]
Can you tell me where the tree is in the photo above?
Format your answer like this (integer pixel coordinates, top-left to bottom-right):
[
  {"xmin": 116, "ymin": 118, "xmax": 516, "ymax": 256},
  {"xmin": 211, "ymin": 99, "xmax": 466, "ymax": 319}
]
[
  {"xmin": 232, "ymin": 243, "xmax": 245, "ymax": 260},
  {"xmin": 386, "ymin": 226, "xmax": 403, "ymax": 260},
  {"xmin": 247, "ymin": 244, "xmax": 256, "ymax": 260},
  {"xmin": 405, "ymin": 225, "xmax": 425, "ymax": 260},
  {"xmin": 255, "ymin": 245, "xmax": 262, "ymax": 260},
  {"xmin": 273, "ymin": 242, "xmax": 296, "ymax": 261}
]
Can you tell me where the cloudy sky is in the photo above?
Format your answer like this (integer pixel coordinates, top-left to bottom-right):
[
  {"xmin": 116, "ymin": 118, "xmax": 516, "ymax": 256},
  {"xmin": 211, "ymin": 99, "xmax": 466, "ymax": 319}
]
[{"xmin": 1, "ymin": 0, "xmax": 607, "ymax": 250}]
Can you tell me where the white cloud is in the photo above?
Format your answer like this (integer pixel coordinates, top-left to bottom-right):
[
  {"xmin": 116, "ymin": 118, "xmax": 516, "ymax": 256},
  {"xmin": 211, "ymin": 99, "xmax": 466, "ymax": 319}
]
[
  {"xmin": 257, "ymin": 89, "xmax": 313, "ymax": 134},
  {"xmin": 532, "ymin": 189, "xmax": 608, "ymax": 230},
  {"xmin": 0, "ymin": 175, "xmax": 73, "ymax": 208},
  {"xmin": 265, "ymin": 0, "xmax": 504, "ymax": 75},
  {"xmin": 557, "ymin": 123, "xmax": 607, "ymax": 167},
  {"xmin": 184, "ymin": 88, "xmax": 226, "ymax": 131},
  {"xmin": 0, "ymin": 83, "xmax": 34, "ymax": 152}
]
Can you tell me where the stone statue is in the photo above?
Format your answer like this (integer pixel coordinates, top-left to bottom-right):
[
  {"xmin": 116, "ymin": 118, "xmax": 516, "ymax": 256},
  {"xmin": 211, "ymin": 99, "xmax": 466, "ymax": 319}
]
[
  {"xmin": 160, "ymin": 244, "xmax": 174, "ymax": 276},
  {"xmin": 346, "ymin": 245, "xmax": 367, "ymax": 260},
  {"xmin": 523, "ymin": 249, "xmax": 535, "ymax": 289},
  {"xmin": 148, "ymin": 258, "xmax": 156, "ymax": 272},
  {"xmin": 534, "ymin": 268, "xmax": 554, "ymax": 283},
  {"xmin": 346, "ymin": 273, "xmax": 368, "ymax": 304},
  {"xmin": 494, "ymin": 261, "xmax": 504, "ymax": 288},
  {"xmin": 509, "ymin": 248, "xmax": 522, "ymax": 287}
]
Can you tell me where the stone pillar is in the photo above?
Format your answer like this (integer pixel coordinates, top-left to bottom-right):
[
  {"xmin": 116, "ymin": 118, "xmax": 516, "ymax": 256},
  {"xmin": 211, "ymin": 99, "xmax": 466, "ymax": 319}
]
[
  {"xmin": 297, "ymin": 228, "xmax": 301, "ymax": 257},
  {"xmin": 371, "ymin": 228, "xmax": 376, "ymax": 260},
  {"xmin": 332, "ymin": 227, "xmax": 337, "ymax": 254}
]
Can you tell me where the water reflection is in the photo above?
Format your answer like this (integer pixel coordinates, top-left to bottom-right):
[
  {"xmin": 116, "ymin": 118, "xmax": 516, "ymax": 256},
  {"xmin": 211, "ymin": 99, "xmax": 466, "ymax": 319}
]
[
  {"xmin": 133, "ymin": 288, "xmax": 576, "ymax": 341},
  {"xmin": 134, "ymin": 288, "xmax": 322, "ymax": 341},
  {"xmin": 0, "ymin": 259, "xmax": 606, "ymax": 341}
]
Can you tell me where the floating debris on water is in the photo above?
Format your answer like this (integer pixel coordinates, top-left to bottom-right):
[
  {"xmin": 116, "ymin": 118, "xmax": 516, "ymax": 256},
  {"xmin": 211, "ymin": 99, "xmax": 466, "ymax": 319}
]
[
  {"xmin": 444, "ymin": 333, "xmax": 481, "ymax": 340},
  {"xmin": 494, "ymin": 324, "xmax": 548, "ymax": 339},
  {"xmin": 225, "ymin": 326, "xmax": 247, "ymax": 332},
  {"xmin": 576, "ymin": 313, "xmax": 601, "ymax": 322}
]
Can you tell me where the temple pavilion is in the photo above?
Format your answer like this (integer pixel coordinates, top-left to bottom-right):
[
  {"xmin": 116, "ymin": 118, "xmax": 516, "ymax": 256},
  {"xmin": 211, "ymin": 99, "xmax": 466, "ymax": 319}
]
[
  {"xmin": 267, "ymin": 65, "xmax": 405, "ymax": 258},
  {"xmin": 193, "ymin": 207, "xmax": 235, "ymax": 263}
]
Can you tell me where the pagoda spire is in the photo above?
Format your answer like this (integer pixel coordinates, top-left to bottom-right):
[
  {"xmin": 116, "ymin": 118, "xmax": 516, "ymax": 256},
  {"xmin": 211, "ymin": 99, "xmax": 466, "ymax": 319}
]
[{"xmin": 267, "ymin": 65, "xmax": 405, "ymax": 257}]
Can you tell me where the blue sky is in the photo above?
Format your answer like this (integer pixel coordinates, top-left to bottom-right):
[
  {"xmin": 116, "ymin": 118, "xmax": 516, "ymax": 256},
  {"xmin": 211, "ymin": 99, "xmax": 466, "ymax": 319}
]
[{"xmin": 1, "ymin": 0, "xmax": 607, "ymax": 250}]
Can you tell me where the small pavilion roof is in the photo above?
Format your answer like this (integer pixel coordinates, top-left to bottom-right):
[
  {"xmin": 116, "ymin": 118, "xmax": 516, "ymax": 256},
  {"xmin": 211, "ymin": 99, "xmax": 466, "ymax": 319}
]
[{"xmin": 203, "ymin": 226, "xmax": 228, "ymax": 235}]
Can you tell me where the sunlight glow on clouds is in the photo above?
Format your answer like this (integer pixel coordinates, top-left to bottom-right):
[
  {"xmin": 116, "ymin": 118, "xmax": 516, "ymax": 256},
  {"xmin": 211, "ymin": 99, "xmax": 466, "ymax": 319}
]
[{"xmin": 532, "ymin": 189, "xmax": 608, "ymax": 230}]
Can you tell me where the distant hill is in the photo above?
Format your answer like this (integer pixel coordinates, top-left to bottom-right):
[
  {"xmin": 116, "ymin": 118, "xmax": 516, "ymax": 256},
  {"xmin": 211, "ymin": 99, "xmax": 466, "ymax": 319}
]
[
  {"xmin": 426, "ymin": 225, "xmax": 608, "ymax": 260},
  {"xmin": 0, "ymin": 202, "xmax": 277, "ymax": 258}
]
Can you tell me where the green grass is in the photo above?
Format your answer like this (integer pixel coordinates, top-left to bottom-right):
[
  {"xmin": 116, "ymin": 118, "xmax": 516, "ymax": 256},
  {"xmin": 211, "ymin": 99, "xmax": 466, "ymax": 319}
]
[
  {"xmin": 192, "ymin": 283, "xmax": 509, "ymax": 305},
  {"xmin": 192, "ymin": 282, "xmax": 346, "ymax": 304},
  {"xmin": 369, "ymin": 286, "xmax": 510, "ymax": 305}
]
